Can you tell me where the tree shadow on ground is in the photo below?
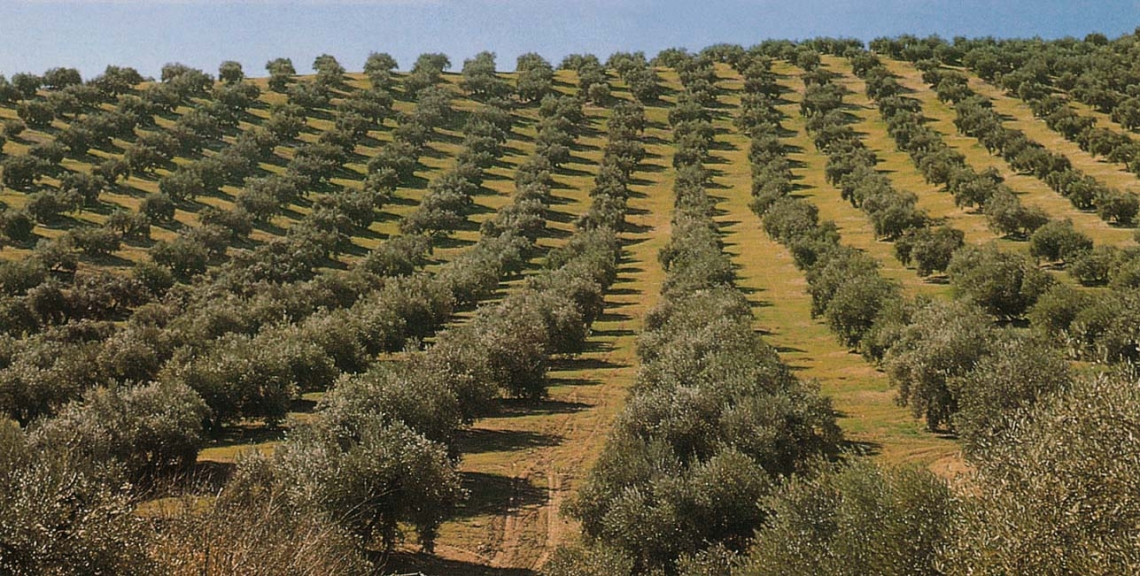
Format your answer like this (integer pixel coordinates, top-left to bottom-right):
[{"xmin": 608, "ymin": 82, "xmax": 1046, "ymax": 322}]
[{"xmin": 384, "ymin": 552, "xmax": 535, "ymax": 576}]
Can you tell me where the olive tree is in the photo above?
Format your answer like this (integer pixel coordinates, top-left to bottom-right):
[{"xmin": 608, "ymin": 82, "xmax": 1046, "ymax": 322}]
[
  {"xmin": 218, "ymin": 60, "xmax": 244, "ymax": 84},
  {"xmin": 952, "ymin": 335, "xmax": 1072, "ymax": 456},
  {"xmin": 252, "ymin": 414, "xmax": 462, "ymax": 553},
  {"xmin": 885, "ymin": 299, "xmax": 996, "ymax": 431},
  {"xmin": 16, "ymin": 100, "xmax": 54, "ymax": 128},
  {"xmin": 1028, "ymin": 218, "xmax": 1093, "ymax": 263},
  {"xmin": 363, "ymin": 52, "xmax": 398, "ymax": 88},
  {"xmin": 265, "ymin": 57, "xmax": 296, "ymax": 92},
  {"xmin": 744, "ymin": 460, "xmax": 955, "ymax": 576},
  {"xmin": 947, "ymin": 371, "xmax": 1140, "ymax": 574},
  {"xmin": 30, "ymin": 381, "xmax": 209, "ymax": 481},
  {"xmin": 312, "ymin": 54, "xmax": 345, "ymax": 86},
  {"xmin": 0, "ymin": 422, "xmax": 154, "ymax": 575},
  {"xmin": 516, "ymin": 52, "xmax": 554, "ymax": 103},
  {"xmin": 899, "ymin": 225, "xmax": 964, "ymax": 276},
  {"xmin": 42, "ymin": 67, "xmax": 82, "ymax": 90},
  {"xmin": 947, "ymin": 243, "xmax": 1053, "ymax": 319}
]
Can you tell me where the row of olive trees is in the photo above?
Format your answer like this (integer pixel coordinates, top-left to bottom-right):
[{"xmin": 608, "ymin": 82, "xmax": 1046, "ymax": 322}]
[
  {"xmin": 800, "ymin": 61, "xmax": 937, "ymax": 256},
  {"xmin": 606, "ymin": 51, "xmax": 663, "ymax": 103},
  {"xmin": 915, "ymin": 60, "xmax": 1140, "ymax": 226},
  {"xmin": 0, "ymin": 54, "xmax": 521, "ymax": 431},
  {"xmin": 740, "ymin": 47, "xmax": 1058, "ymax": 433},
  {"xmin": 858, "ymin": 50, "xmax": 1140, "ymax": 286},
  {"xmin": 150, "ymin": 57, "xmax": 430, "ymax": 283},
  {"xmin": 144, "ymin": 73, "xmax": 522, "ymax": 430},
  {"xmin": 877, "ymin": 32, "xmax": 1140, "ymax": 135},
  {"xmin": 969, "ymin": 43, "xmax": 1140, "ymax": 180},
  {"xmin": 853, "ymin": 47, "xmax": 1127, "ymax": 313},
  {"xmin": 0, "ymin": 53, "xmax": 401, "ymax": 275},
  {"xmin": 0, "ymin": 66, "xmax": 430, "ymax": 418},
  {"xmin": 849, "ymin": 50, "xmax": 1052, "ymax": 248},
  {"xmin": 849, "ymin": 48, "xmax": 1140, "ymax": 362},
  {"xmin": 552, "ymin": 53, "xmax": 840, "ymax": 575},
  {"xmin": 558, "ymin": 53, "xmax": 612, "ymax": 105},
  {"xmin": 0, "ymin": 62, "xmax": 267, "ymax": 271}
]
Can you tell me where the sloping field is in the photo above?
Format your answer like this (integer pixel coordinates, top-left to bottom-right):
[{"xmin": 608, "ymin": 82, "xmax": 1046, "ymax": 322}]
[{"xmin": 4, "ymin": 38, "xmax": 1140, "ymax": 576}]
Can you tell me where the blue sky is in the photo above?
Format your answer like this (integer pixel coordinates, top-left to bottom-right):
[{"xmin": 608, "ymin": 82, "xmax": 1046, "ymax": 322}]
[{"xmin": 1, "ymin": 0, "xmax": 1138, "ymax": 78}]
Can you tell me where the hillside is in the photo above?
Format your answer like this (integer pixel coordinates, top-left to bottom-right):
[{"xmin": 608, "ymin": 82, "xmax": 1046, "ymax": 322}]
[{"xmin": 3, "ymin": 36, "xmax": 1140, "ymax": 576}]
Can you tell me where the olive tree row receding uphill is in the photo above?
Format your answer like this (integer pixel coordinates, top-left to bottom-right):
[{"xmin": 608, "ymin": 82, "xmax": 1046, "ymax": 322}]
[{"xmin": 548, "ymin": 50, "xmax": 841, "ymax": 575}]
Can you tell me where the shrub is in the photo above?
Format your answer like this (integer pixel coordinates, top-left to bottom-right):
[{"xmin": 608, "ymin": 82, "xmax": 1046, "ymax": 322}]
[
  {"xmin": 744, "ymin": 460, "xmax": 955, "ymax": 576},
  {"xmin": 1028, "ymin": 219, "xmax": 1092, "ymax": 264},
  {"xmin": 947, "ymin": 243, "xmax": 1053, "ymax": 319},
  {"xmin": 30, "ymin": 381, "xmax": 209, "ymax": 480},
  {"xmin": 885, "ymin": 299, "xmax": 996, "ymax": 431}
]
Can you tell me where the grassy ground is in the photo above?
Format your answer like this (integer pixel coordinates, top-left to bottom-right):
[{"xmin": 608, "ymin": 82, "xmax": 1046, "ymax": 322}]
[
  {"xmin": 715, "ymin": 64, "xmax": 962, "ymax": 474},
  {"xmin": 883, "ymin": 58, "xmax": 1138, "ymax": 248}
]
